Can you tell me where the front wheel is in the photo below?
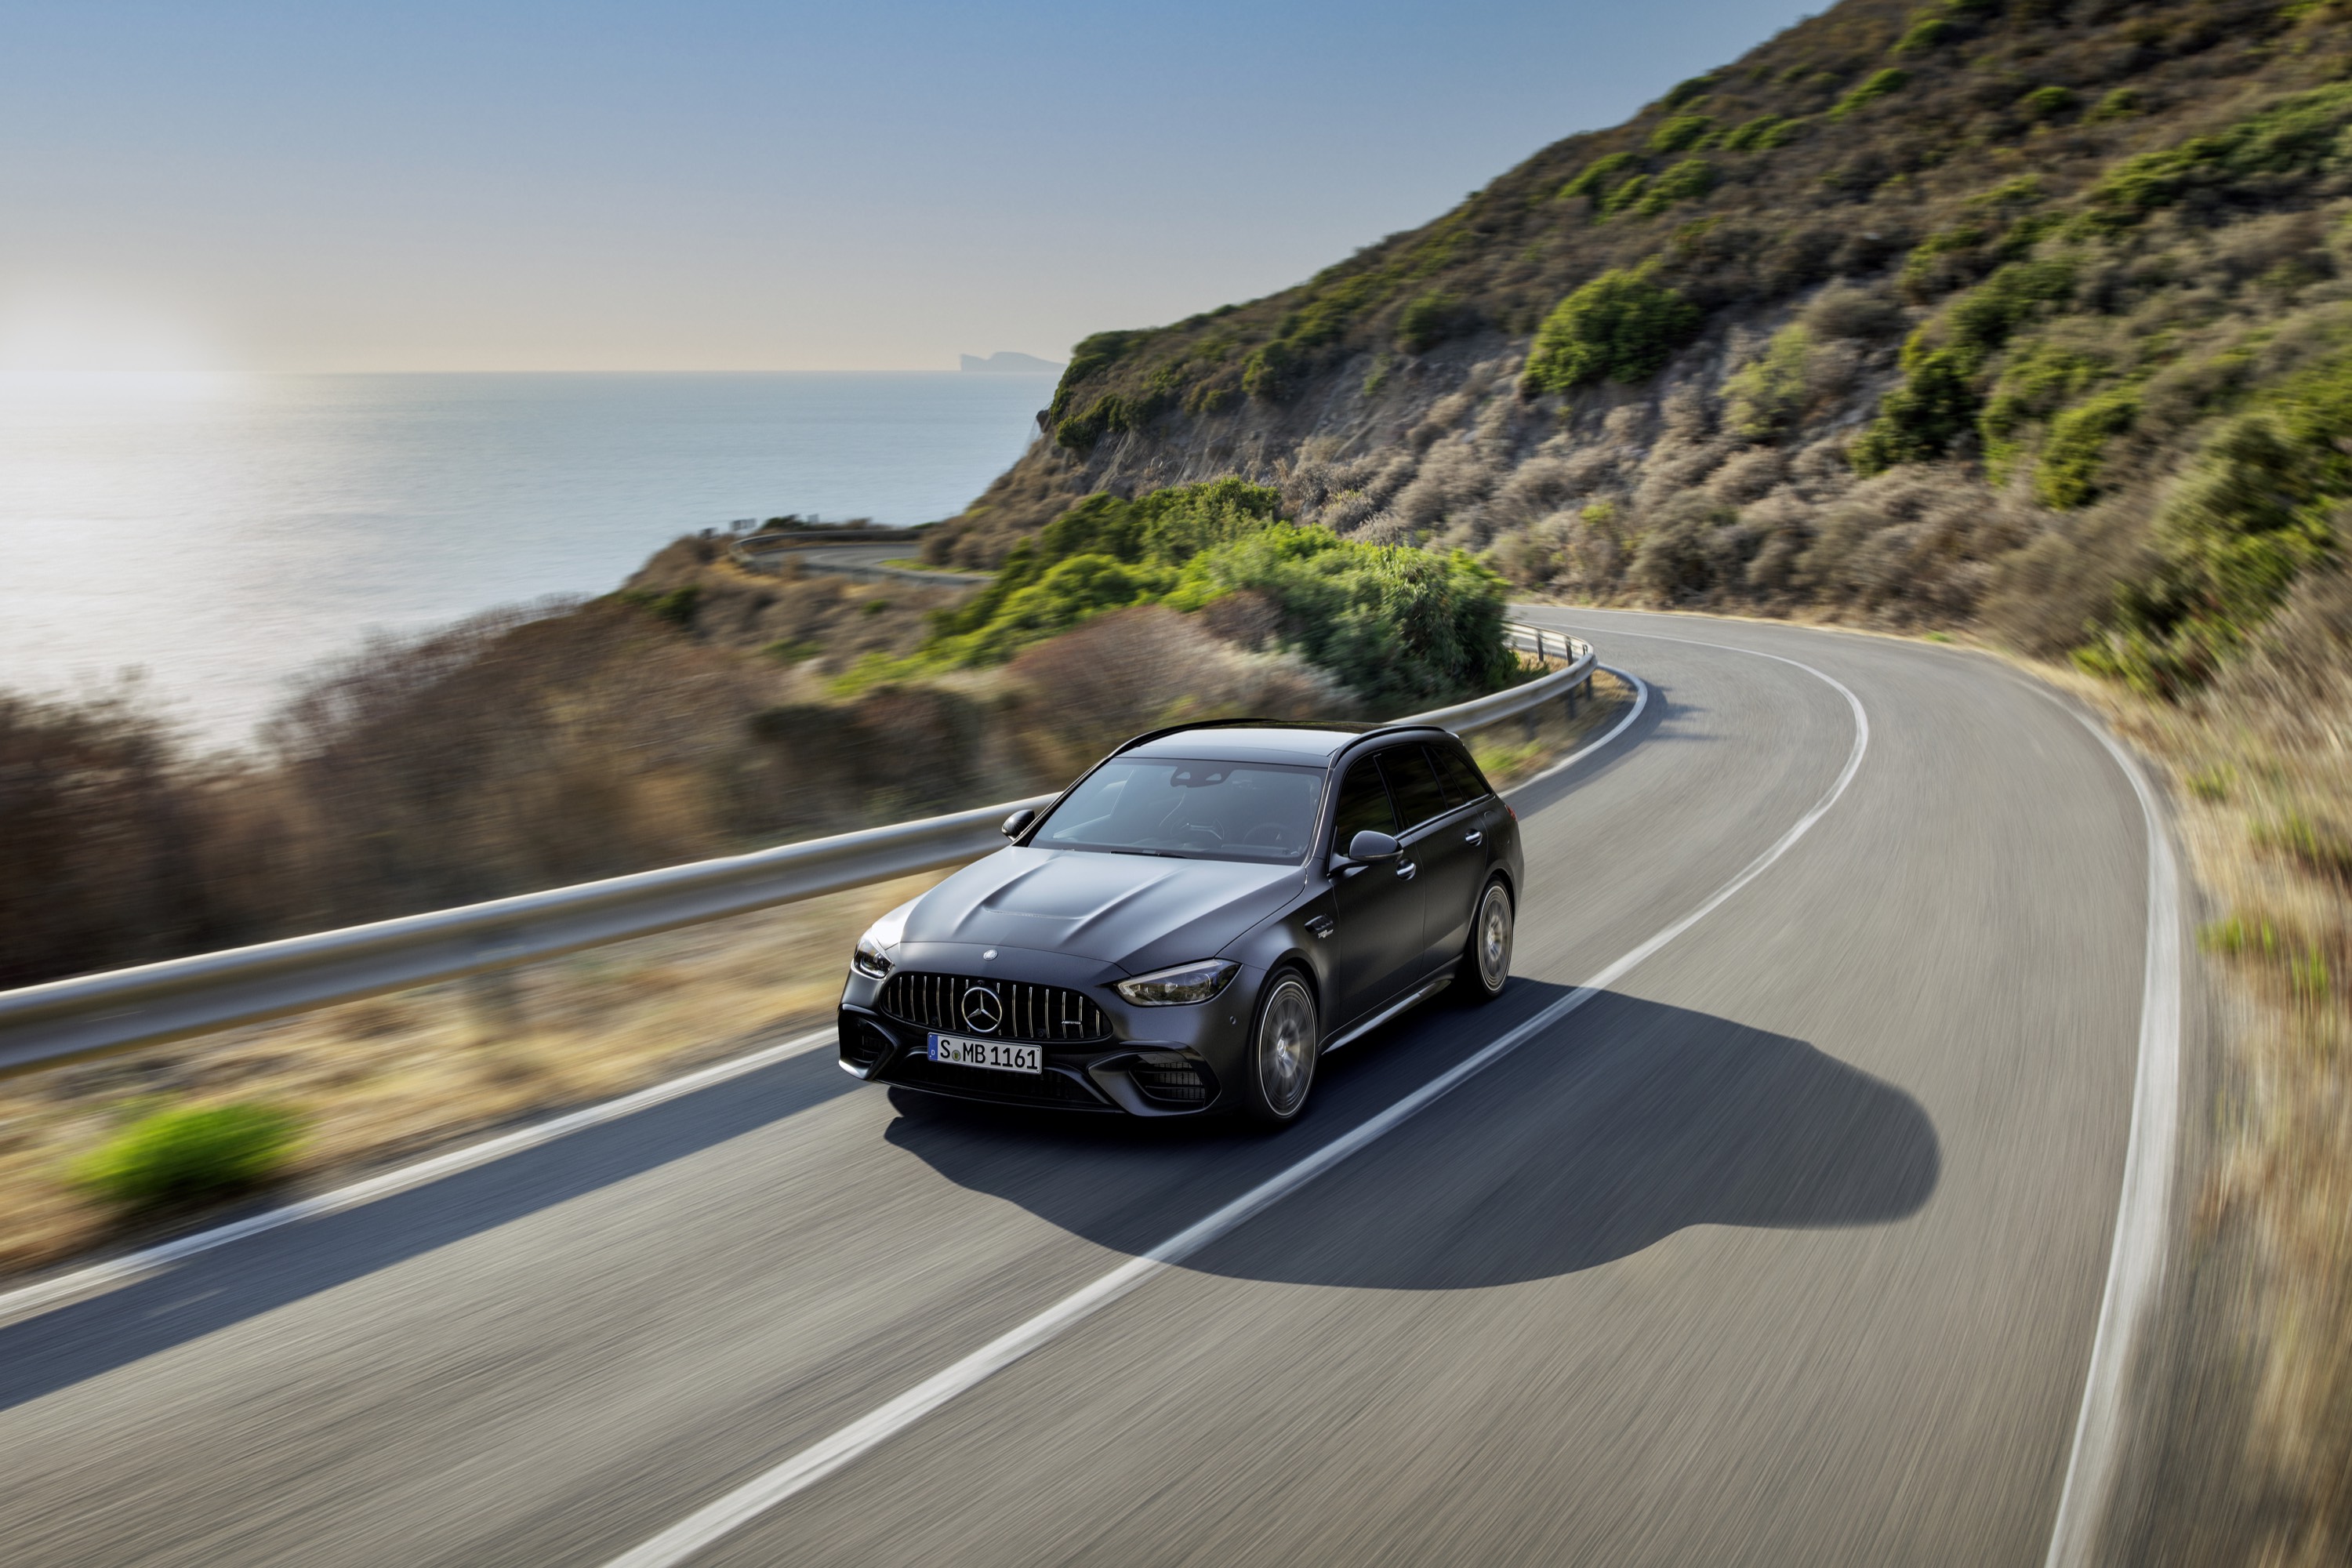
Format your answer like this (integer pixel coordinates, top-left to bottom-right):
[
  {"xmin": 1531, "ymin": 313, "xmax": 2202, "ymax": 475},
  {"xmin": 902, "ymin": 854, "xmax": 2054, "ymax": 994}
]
[
  {"xmin": 1462, "ymin": 880, "xmax": 1513, "ymax": 1005},
  {"xmin": 1238, "ymin": 970, "xmax": 1319, "ymax": 1127}
]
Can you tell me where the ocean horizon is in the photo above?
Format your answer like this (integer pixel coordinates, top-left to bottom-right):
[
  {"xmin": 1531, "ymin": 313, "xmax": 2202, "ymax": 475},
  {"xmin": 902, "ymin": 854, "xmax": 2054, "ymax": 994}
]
[{"xmin": 0, "ymin": 370, "xmax": 1054, "ymax": 745}]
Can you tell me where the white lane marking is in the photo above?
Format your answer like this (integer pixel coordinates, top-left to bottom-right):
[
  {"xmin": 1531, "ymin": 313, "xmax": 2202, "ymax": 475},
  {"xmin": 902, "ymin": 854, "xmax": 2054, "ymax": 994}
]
[
  {"xmin": 1537, "ymin": 610, "xmax": 2186, "ymax": 1563},
  {"xmin": 0, "ymin": 1028, "xmax": 837, "ymax": 1328},
  {"xmin": 2041, "ymin": 706, "xmax": 2183, "ymax": 1568},
  {"xmin": 604, "ymin": 654, "xmax": 1866, "ymax": 1568}
]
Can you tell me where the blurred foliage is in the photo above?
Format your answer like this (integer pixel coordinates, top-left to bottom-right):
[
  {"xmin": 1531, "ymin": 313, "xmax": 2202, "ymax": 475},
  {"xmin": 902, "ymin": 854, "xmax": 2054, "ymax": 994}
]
[{"xmin": 72, "ymin": 1102, "xmax": 302, "ymax": 1209}]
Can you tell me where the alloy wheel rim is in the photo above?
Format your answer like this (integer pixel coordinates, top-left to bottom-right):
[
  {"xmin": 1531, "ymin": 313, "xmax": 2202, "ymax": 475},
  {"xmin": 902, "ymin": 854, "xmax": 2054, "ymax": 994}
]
[
  {"xmin": 1259, "ymin": 979, "xmax": 1316, "ymax": 1115},
  {"xmin": 1478, "ymin": 888, "xmax": 1512, "ymax": 991}
]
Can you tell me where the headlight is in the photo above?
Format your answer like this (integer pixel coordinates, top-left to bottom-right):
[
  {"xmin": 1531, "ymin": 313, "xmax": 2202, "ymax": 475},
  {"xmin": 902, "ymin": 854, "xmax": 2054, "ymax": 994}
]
[
  {"xmin": 1115, "ymin": 960, "xmax": 1239, "ymax": 1006},
  {"xmin": 851, "ymin": 899, "xmax": 916, "ymax": 980}
]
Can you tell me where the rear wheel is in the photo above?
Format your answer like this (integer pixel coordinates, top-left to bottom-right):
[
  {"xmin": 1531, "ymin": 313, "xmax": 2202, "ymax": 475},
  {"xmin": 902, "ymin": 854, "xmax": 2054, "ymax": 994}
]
[
  {"xmin": 1462, "ymin": 879, "xmax": 1512, "ymax": 1004},
  {"xmin": 1239, "ymin": 970, "xmax": 1318, "ymax": 1127}
]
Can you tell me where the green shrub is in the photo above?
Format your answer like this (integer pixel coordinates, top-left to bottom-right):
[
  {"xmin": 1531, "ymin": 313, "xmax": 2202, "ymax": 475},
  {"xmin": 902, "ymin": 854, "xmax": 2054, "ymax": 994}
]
[
  {"xmin": 2034, "ymin": 387, "xmax": 2140, "ymax": 509},
  {"xmin": 1853, "ymin": 260, "xmax": 2078, "ymax": 472},
  {"xmin": 924, "ymin": 480, "xmax": 1287, "ymax": 666},
  {"xmin": 1723, "ymin": 325, "xmax": 1816, "ymax": 441},
  {"xmin": 1635, "ymin": 158, "xmax": 1716, "ymax": 216},
  {"xmin": 918, "ymin": 479, "xmax": 1515, "ymax": 707},
  {"xmin": 1559, "ymin": 151, "xmax": 1639, "ymax": 203},
  {"xmin": 1722, "ymin": 114, "xmax": 1800, "ymax": 151},
  {"xmin": 1165, "ymin": 526, "xmax": 1517, "ymax": 710},
  {"xmin": 761, "ymin": 638, "xmax": 822, "ymax": 663},
  {"xmin": 1662, "ymin": 74, "xmax": 1717, "ymax": 110},
  {"xmin": 2090, "ymin": 87, "xmax": 2144, "ymax": 122},
  {"xmin": 1522, "ymin": 268, "xmax": 1702, "ymax": 394},
  {"xmin": 1396, "ymin": 291, "xmax": 1473, "ymax": 353},
  {"xmin": 1829, "ymin": 68, "xmax": 1910, "ymax": 121},
  {"xmin": 1599, "ymin": 174, "xmax": 1652, "ymax": 217},
  {"xmin": 2020, "ymin": 85, "xmax": 2078, "ymax": 121},
  {"xmin": 1893, "ymin": 14, "xmax": 1958, "ymax": 53},
  {"xmin": 2075, "ymin": 409, "xmax": 2339, "ymax": 693},
  {"xmin": 2084, "ymin": 82, "xmax": 2352, "ymax": 230},
  {"xmin": 1650, "ymin": 114, "xmax": 1717, "ymax": 153},
  {"xmin": 1980, "ymin": 342, "xmax": 2111, "ymax": 480},
  {"xmin": 616, "ymin": 586, "xmax": 701, "ymax": 628},
  {"xmin": 74, "ymin": 1102, "xmax": 303, "ymax": 1209},
  {"xmin": 1242, "ymin": 339, "xmax": 1305, "ymax": 402}
]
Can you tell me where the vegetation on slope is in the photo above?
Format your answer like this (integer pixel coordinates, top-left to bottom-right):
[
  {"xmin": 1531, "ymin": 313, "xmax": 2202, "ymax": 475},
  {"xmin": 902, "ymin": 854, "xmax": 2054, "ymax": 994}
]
[{"xmin": 902, "ymin": 478, "xmax": 1514, "ymax": 711}]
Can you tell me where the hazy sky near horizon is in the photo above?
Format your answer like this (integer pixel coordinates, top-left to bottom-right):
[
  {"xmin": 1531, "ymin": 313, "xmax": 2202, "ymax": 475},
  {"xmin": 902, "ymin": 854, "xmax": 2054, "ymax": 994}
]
[{"xmin": 4, "ymin": 0, "xmax": 1820, "ymax": 373}]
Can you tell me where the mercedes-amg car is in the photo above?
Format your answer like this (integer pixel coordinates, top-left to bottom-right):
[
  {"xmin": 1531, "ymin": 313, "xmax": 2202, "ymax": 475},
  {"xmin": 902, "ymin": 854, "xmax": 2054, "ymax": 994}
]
[{"xmin": 837, "ymin": 720, "xmax": 1523, "ymax": 1127}]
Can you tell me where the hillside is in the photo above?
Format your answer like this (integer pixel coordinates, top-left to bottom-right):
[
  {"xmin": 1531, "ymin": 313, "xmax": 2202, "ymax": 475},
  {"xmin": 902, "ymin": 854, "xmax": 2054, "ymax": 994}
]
[{"xmin": 927, "ymin": 0, "xmax": 2348, "ymax": 684}]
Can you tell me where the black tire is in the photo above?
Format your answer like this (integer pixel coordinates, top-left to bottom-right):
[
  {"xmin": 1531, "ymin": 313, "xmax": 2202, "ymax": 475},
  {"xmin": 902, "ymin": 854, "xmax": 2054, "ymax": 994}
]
[
  {"xmin": 1237, "ymin": 968, "xmax": 1319, "ymax": 1127},
  {"xmin": 1461, "ymin": 878, "xmax": 1513, "ymax": 1005}
]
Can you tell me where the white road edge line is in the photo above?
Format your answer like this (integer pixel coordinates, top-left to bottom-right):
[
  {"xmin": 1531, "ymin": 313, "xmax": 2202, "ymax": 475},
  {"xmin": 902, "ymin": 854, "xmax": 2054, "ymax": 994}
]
[
  {"xmin": 2041, "ymin": 705, "xmax": 2183, "ymax": 1568},
  {"xmin": 0, "ymin": 1028, "xmax": 837, "ymax": 1328},
  {"xmin": 603, "ymin": 656, "xmax": 1867, "ymax": 1568},
  {"xmin": 0, "ymin": 662, "xmax": 1645, "ymax": 1334}
]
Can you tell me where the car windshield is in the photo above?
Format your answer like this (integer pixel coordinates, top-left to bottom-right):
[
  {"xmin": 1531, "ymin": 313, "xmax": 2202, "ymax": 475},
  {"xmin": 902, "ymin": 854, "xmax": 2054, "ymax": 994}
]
[{"xmin": 1033, "ymin": 757, "xmax": 1326, "ymax": 862}]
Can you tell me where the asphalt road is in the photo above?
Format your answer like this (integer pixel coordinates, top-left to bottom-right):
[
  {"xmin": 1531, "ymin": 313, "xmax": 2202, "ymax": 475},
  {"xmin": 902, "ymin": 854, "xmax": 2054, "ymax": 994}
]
[{"xmin": 0, "ymin": 608, "xmax": 2151, "ymax": 1566}]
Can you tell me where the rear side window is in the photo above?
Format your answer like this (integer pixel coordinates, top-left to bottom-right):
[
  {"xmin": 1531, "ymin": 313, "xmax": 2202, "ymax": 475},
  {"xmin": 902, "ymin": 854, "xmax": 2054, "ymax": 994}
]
[
  {"xmin": 1331, "ymin": 759, "xmax": 1399, "ymax": 844},
  {"xmin": 1379, "ymin": 746, "xmax": 1454, "ymax": 832},
  {"xmin": 1428, "ymin": 744, "xmax": 1491, "ymax": 805}
]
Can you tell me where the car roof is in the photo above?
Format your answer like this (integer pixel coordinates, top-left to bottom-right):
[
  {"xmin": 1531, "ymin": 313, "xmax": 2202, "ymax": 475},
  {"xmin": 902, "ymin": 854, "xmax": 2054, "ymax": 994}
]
[{"xmin": 1117, "ymin": 720, "xmax": 1449, "ymax": 766}]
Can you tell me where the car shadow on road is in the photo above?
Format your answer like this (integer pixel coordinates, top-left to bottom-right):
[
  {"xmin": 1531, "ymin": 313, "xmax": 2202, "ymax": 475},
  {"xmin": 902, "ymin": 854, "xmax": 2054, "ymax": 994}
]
[{"xmin": 885, "ymin": 983, "xmax": 1940, "ymax": 1290}]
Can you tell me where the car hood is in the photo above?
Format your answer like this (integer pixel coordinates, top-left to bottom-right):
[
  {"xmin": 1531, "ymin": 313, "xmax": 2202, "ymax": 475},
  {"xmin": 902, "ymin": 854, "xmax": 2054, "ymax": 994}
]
[{"xmin": 906, "ymin": 847, "xmax": 1302, "ymax": 969}]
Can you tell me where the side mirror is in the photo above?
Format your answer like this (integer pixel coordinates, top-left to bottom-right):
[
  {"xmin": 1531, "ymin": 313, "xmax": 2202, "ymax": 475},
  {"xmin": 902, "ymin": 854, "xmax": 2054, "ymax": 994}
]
[
  {"xmin": 1001, "ymin": 808, "xmax": 1037, "ymax": 840},
  {"xmin": 1343, "ymin": 829, "xmax": 1401, "ymax": 862}
]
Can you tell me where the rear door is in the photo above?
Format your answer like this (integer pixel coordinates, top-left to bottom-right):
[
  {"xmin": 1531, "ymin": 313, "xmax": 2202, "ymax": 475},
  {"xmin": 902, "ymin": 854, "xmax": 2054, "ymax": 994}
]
[
  {"xmin": 1382, "ymin": 744, "xmax": 1486, "ymax": 969},
  {"xmin": 1324, "ymin": 753, "xmax": 1427, "ymax": 1028}
]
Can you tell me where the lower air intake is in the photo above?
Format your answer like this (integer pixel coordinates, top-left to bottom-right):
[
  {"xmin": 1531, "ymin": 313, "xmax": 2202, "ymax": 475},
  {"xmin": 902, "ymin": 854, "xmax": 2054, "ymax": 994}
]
[{"xmin": 1129, "ymin": 1052, "xmax": 1215, "ymax": 1107}]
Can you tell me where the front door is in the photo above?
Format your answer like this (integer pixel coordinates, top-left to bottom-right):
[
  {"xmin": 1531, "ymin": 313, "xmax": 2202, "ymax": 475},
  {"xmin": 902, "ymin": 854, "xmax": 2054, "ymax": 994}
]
[{"xmin": 1325, "ymin": 752, "xmax": 1428, "ymax": 1028}]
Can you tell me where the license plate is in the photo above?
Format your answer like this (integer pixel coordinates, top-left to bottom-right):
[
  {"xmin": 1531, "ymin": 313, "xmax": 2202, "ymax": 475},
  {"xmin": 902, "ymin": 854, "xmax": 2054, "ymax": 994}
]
[{"xmin": 927, "ymin": 1033, "xmax": 1040, "ymax": 1074}]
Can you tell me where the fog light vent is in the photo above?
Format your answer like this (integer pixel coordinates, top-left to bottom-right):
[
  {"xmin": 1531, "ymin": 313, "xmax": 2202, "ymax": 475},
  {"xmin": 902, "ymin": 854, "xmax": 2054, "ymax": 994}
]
[
  {"xmin": 842, "ymin": 1018, "xmax": 893, "ymax": 1072},
  {"xmin": 1130, "ymin": 1051, "xmax": 1214, "ymax": 1106}
]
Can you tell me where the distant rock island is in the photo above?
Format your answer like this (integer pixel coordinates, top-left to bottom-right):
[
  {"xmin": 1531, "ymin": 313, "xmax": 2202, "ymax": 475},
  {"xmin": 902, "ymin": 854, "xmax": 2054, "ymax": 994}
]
[{"xmin": 960, "ymin": 351, "xmax": 1063, "ymax": 374}]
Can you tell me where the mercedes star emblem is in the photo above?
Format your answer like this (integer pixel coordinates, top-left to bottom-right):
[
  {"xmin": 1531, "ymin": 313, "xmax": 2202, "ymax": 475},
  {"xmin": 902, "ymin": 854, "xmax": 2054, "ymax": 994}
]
[{"xmin": 961, "ymin": 985, "xmax": 1003, "ymax": 1034}]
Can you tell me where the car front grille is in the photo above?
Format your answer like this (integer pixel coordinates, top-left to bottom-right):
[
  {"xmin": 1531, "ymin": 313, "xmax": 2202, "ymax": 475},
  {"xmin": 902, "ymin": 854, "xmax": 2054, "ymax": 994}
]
[
  {"xmin": 1128, "ymin": 1051, "xmax": 1215, "ymax": 1107},
  {"xmin": 878, "ymin": 971, "xmax": 1112, "ymax": 1044}
]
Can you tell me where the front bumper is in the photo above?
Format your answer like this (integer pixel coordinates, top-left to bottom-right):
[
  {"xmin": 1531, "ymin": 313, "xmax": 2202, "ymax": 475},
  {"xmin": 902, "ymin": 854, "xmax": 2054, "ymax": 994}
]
[{"xmin": 837, "ymin": 947, "xmax": 1255, "ymax": 1116}]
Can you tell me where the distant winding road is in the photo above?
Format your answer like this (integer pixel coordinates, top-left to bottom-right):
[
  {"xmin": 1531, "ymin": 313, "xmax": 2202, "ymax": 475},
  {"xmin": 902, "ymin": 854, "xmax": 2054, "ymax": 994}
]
[{"xmin": 0, "ymin": 608, "xmax": 2158, "ymax": 1566}]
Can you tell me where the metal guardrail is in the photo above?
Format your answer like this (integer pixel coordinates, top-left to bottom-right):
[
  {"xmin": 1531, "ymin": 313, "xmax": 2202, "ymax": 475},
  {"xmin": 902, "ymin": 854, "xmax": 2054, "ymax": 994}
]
[{"xmin": 0, "ymin": 628, "xmax": 1592, "ymax": 1076}]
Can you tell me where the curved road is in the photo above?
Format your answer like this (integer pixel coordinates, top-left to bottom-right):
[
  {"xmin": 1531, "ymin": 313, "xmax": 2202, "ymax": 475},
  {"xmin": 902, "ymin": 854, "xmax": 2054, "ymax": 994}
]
[{"xmin": 0, "ymin": 609, "xmax": 2154, "ymax": 1566}]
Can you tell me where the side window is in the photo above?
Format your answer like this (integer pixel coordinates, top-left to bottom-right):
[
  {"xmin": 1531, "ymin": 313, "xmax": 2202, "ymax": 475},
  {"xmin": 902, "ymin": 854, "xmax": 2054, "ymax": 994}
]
[
  {"xmin": 1330, "ymin": 759, "xmax": 1399, "ymax": 845},
  {"xmin": 1429, "ymin": 744, "xmax": 1491, "ymax": 805},
  {"xmin": 1380, "ymin": 746, "xmax": 1454, "ymax": 833}
]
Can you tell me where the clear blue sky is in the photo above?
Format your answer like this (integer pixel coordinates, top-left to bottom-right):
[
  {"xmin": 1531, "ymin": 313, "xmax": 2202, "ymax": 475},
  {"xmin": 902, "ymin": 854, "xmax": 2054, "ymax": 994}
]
[{"xmin": 1, "ymin": 0, "xmax": 1820, "ymax": 372}]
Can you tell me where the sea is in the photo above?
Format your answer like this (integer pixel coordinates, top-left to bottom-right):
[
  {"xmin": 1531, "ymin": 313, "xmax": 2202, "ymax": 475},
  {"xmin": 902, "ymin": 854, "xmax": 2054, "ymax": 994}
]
[{"xmin": 0, "ymin": 371, "xmax": 1055, "ymax": 746}]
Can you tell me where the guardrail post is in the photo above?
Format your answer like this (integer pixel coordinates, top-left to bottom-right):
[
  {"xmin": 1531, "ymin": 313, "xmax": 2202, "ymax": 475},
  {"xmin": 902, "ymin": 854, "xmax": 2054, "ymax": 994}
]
[{"xmin": 466, "ymin": 967, "xmax": 530, "ymax": 1060}]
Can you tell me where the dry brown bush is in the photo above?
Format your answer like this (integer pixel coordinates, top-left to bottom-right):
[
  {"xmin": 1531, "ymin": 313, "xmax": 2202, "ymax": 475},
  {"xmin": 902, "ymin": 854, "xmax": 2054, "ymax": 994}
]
[{"xmin": 1002, "ymin": 604, "xmax": 1348, "ymax": 771}]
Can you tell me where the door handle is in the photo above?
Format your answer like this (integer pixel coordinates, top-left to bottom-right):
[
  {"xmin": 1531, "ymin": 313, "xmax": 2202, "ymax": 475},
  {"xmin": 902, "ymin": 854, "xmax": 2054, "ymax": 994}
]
[
  {"xmin": 1396, "ymin": 860, "xmax": 1417, "ymax": 880},
  {"xmin": 1463, "ymin": 830, "xmax": 1483, "ymax": 846}
]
